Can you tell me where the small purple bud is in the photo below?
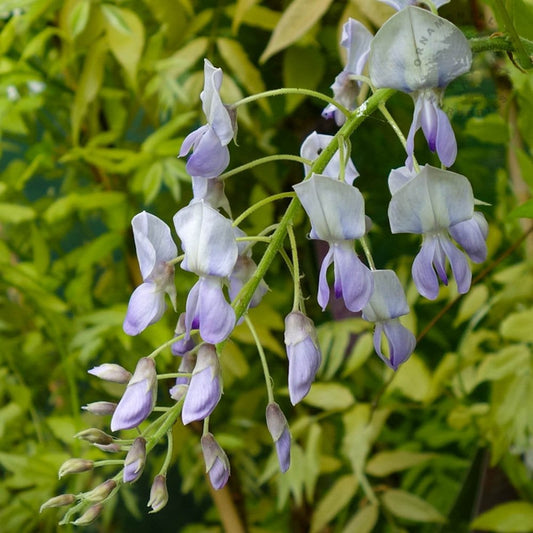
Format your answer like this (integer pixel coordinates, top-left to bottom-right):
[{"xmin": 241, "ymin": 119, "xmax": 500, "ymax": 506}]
[
  {"xmin": 58, "ymin": 458, "xmax": 94, "ymax": 479},
  {"xmin": 123, "ymin": 437, "xmax": 146, "ymax": 483},
  {"xmin": 84, "ymin": 479, "xmax": 117, "ymax": 503},
  {"xmin": 172, "ymin": 313, "xmax": 196, "ymax": 356},
  {"xmin": 148, "ymin": 475, "xmax": 169, "ymax": 513},
  {"xmin": 40, "ymin": 494, "xmax": 76, "ymax": 512},
  {"xmin": 72, "ymin": 504, "xmax": 103, "ymax": 526},
  {"xmin": 82, "ymin": 401, "xmax": 117, "ymax": 416},
  {"xmin": 201, "ymin": 433, "xmax": 231, "ymax": 490},
  {"xmin": 182, "ymin": 345, "xmax": 222, "ymax": 425},
  {"xmin": 111, "ymin": 358, "xmax": 157, "ymax": 432},
  {"xmin": 93, "ymin": 442, "xmax": 122, "ymax": 453},
  {"xmin": 266, "ymin": 403, "xmax": 291, "ymax": 473},
  {"xmin": 74, "ymin": 428, "xmax": 114, "ymax": 445},
  {"xmin": 284, "ymin": 312, "xmax": 322, "ymax": 405},
  {"xmin": 88, "ymin": 364, "xmax": 132, "ymax": 384}
]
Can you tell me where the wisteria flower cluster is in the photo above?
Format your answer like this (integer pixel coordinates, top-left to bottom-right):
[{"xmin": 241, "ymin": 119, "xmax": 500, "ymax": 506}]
[{"xmin": 43, "ymin": 1, "xmax": 489, "ymax": 525}]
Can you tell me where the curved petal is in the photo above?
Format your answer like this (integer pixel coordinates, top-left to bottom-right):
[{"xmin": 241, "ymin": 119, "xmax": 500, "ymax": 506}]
[
  {"xmin": 185, "ymin": 126, "xmax": 230, "ymax": 179},
  {"xmin": 123, "ymin": 283, "xmax": 166, "ymax": 336},
  {"xmin": 388, "ymin": 166, "xmax": 417, "ymax": 195},
  {"xmin": 362, "ymin": 269, "xmax": 409, "ymax": 322},
  {"xmin": 181, "ymin": 365, "xmax": 221, "ymax": 424},
  {"xmin": 420, "ymin": 94, "xmax": 438, "ymax": 152},
  {"xmin": 440, "ymin": 235, "xmax": 471, "ymax": 294},
  {"xmin": 111, "ymin": 380, "xmax": 155, "ymax": 431},
  {"xmin": 449, "ymin": 212, "xmax": 488, "ymax": 263},
  {"xmin": 383, "ymin": 319, "xmax": 416, "ymax": 370},
  {"xmin": 343, "ymin": 18, "xmax": 373, "ymax": 77},
  {"xmin": 317, "ymin": 247, "xmax": 334, "ymax": 310},
  {"xmin": 198, "ymin": 277, "xmax": 236, "ymax": 344},
  {"xmin": 287, "ymin": 336, "xmax": 321, "ymax": 405},
  {"xmin": 184, "ymin": 280, "xmax": 201, "ymax": 338},
  {"xmin": 435, "ymin": 106, "xmax": 457, "ymax": 167},
  {"xmin": 333, "ymin": 242, "xmax": 374, "ymax": 312},
  {"xmin": 405, "ymin": 95, "xmax": 423, "ymax": 171},
  {"xmin": 412, "ymin": 237, "xmax": 440, "ymax": 299},
  {"xmin": 179, "ymin": 125, "xmax": 208, "ymax": 157}
]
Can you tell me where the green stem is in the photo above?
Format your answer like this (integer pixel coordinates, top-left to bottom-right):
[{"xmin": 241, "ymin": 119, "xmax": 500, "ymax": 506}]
[
  {"xmin": 287, "ymin": 224, "xmax": 302, "ymax": 311},
  {"xmin": 232, "ymin": 192, "xmax": 294, "ymax": 227},
  {"xmin": 236, "ymin": 236, "xmax": 272, "ymax": 244},
  {"xmin": 168, "ymin": 254, "xmax": 184, "ymax": 266},
  {"xmin": 203, "ymin": 417, "xmax": 210, "ymax": 437},
  {"xmin": 245, "ymin": 316, "xmax": 275, "ymax": 404},
  {"xmin": 219, "ymin": 154, "xmax": 311, "ymax": 180},
  {"xmin": 147, "ymin": 335, "xmax": 182, "ymax": 359},
  {"xmin": 232, "ymin": 88, "xmax": 352, "ymax": 117},
  {"xmin": 359, "ymin": 236, "xmax": 376, "ymax": 271},
  {"xmin": 157, "ymin": 372, "xmax": 191, "ymax": 380},
  {"xmin": 159, "ymin": 430, "xmax": 174, "ymax": 475}
]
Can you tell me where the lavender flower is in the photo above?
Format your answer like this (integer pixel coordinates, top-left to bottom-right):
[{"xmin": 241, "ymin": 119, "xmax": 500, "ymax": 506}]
[
  {"xmin": 201, "ymin": 433, "xmax": 231, "ymax": 490},
  {"xmin": 123, "ymin": 211, "xmax": 177, "ymax": 335},
  {"xmin": 369, "ymin": 6, "xmax": 472, "ymax": 169},
  {"xmin": 323, "ymin": 19, "xmax": 373, "ymax": 125},
  {"xmin": 181, "ymin": 344, "xmax": 222, "ymax": 425},
  {"xmin": 266, "ymin": 403, "xmax": 291, "ymax": 473},
  {"xmin": 174, "ymin": 201, "xmax": 238, "ymax": 344},
  {"xmin": 148, "ymin": 475, "xmax": 169, "ymax": 513},
  {"xmin": 88, "ymin": 363, "xmax": 131, "ymax": 383},
  {"xmin": 300, "ymin": 131, "xmax": 359, "ymax": 184},
  {"xmin": 123, "ymin": 437, "xmax": 146, "ymax": 483},
  {"xmin": 388, "ymin": 165, "xmax": 481, "ymax": 299},
  {"xmin": 110, "ymin": 358, "xmax": 157, "ymax": 432},
  {"xmin": 294, "ymin": 173, "xmax": 373, "ymax": 311},
  {"xmin": 179, "ymin": 59, "xmax": 236, "ymax": 178},
  {"xmin": 284, "ymin": 311, "xmax": 321, "ymax": 405},
  {"xmin": 169, "ymin": 351, "xmax": 195, "ymax": 403},
  {"xmin": 378, "ymin": 0, "xmax": 450, "ymax": 10},
  {"xmin": 362, "ymin": 270, "xmax": 416, "ymax": 370},
  {"xmin": 171, "ymin": 313, "xmax": 196, "ymax": 356},
  {"xmin": 192, "ymin": 176, "xmax": 231, "ymax": 215}
]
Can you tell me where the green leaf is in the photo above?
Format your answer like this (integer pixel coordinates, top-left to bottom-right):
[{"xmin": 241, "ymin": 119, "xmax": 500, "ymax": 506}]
[
  {"xmin": 232, "ymin": 0, "xmax": 257, "ymax": 32},
  {"xmin": 382, "ymin": 489, "xmax": 446, "ymax": 523},
  {"xmin": 68, "ymin": 0, "xmax": 90, "ymax": 37},
  {"xmin": 101, "ymin": 3, "xmax": 131, "ymax": 33},
  {"xmin": 464, "ymin": 114, "xmax": 509, "ymax": 144},
  {"xmin": 226, "ymin": 4, "xmax": 281, "ymax": 31},
  {"xmin": 303, "ymin": 383, "xmax": 354, "ymax": 410},
  {"xmin": 260, "ymin": 0, "xmax": 334, "ymax": 63},
  {"xmin": 343, "ymin": 504, "xmax": 379, "ymax": 533},
  {"xmin": 310, "ymin": 475, "xmax": 359, "ymax": 533},
  {"xmin": 501, "ymin": 309, "xmax": 533, "ymax": 342},
  {"xmin": 390, "ymin": 355, "xmax": 431, "ymax": 402},
  {"xmin": 470, "ymin": 501, "xmax": 533, "ymax": 532},
  {"xmin": 366, "ymin": 450, "xmax": 435, "ymax": 477},
  {"xmin": 0, "ymin": 203, "xmax": 36, "ymax": 223},
  {"xmin": 454, "ymin": 284, "xmax": 489, "ymax": 325},
  {"xmin": 476, "ymin": 344, "xmax": 530, "ymax": 383},
  {"xmin": 509, "ymin": 198, "xmax": 533, "ymax": 219}
]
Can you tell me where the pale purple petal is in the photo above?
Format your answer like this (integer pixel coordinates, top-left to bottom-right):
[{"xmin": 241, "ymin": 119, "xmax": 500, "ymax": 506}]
[
  {"xmin": 343, "ymin": 19, "xmax": 373, "ymax": 77},
  {"xmin": 171, "ymin": 313, "xmax": 196, "ymax": 356},
  {"xmin": 405, "ymin": 95, "xmax": 423, "ymax": 171},
  {"xmin": 388, "ymin": 166, "xmax": 417, "ymax": 195},
  {"xmin": 332, "ymin": 242, "xmax": 373, "ymax": 312},
  {"xmin": 123, "ymin": 282, "xmax": 166, "ymax": 336},
  {"xmin": 192, "ymin": 176, "xmax": 231, "ymax": 215},
  {"xmin": 440, "ymin": 236, "xmax": 471, "ymax": 294},
  {"xmin": 266, "ymin": 403, "xmax": 291, "ymax": 473},
  {"xmin": 197, "ymin": 277, "xmax": 235, "ymax": 344},
  {"xmin": 317, "ymin": 247, "xmax": 334, "ymax": 310},
  {"xmin": 208, "ymin": 457, "xmax": 230, "ymax": 489},
  {"xmin": 275, "ymin": 428, "xmax": 291, "ymax": 473},
  {"xmin": 123, "ymin": 437, "xmax": 146, "ymax": 483},
  {"xmin": 111, "ymin": 380, "xmax": 154, "ymax": 431},
  {"xmin": 381, "ymin": 319, "xmax": 416, "ymax": 370},
  {"xmin": 420, "ymin": 94, "xmax": 438, "ymax": 151},
  {"xmin": 174, "ymin": 201, "xmax": 238, "ymax": 277},
  {"xmin": 412, "ymin": 237, "xmax": 440, "ymax": 300},
  {"xmin": 201, "ymin": 433, "xmax": 230, "ymax": 490},
  {"xmin": 179, "ymin": 125, "xmax": 208, "ymax": 157},
  {"xmin": 435, "ymin": 106, "xmax": 457, "ymax": 167},
  {"xmin": 229, "ymin": 256, "xmax": 268, "ymax": 308},
  {"xmin": 185, "ymin": 125, "xmax": 230, "ymax": 179},
  {"xmin": 362, "ymin": 270, "xmax": 409, "ymax": 322},
  {"xmin": 449, "ymin": 212, "xmax": 488, "ymax": 263}
]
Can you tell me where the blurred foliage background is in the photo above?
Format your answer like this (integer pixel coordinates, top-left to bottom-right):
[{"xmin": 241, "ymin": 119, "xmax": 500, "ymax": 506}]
[{"xmin": 1, "ymin": 0, "xmax": 533, "ymax": 531}]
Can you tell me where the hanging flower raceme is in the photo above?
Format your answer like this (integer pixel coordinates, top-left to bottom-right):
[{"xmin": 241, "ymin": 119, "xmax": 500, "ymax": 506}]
[
  {"xmin": 362, "ymin": 270, "xmax": 416, "ymax": 370},
  {"xmin": 179, "ymin": 59, "xmax": 236, "ymax": 179},
  {"xmin": 368, "ymin": 6, "xmax": 472, "ymax": 169},
  {"xmin": 294, "ymin": 173, "xmax": 373, "ymax": 312},
  {"xmin": 181, "ymin": 344, "xmax": 222, "ymax": 425},
  {"xmin": 123, "ymin": 211, "xmax": 177, "ymax": 336},
  {"xmin": 300, "ymin": 131, "xmax": 359, "ymax": 184},
  {"xmin": 284, "ymin": 311, "xmax": 321, "ymax": 405},
  {"xmin": 388, "ymin": 165, "xmax": 484, "ymax": 299},
  {"xmin": 110, "ymin": 358, "xmax": 157, "ymax": 432},
  {"xmin": 323, "ymin": 18, "xmax": 373, "ymax": 125},
  {"xmin": 174, "ymin": 201, "xmax": 238, "ymax": 344}
]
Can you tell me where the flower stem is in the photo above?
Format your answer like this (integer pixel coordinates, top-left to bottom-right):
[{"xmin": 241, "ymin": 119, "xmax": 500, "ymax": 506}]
[
  {"xmin": 232, "ymin": 192, "xmax": 294, "ymax": 227},
  {"xmin": 219, "ymin": 154, "xmax": 311, "ymax": 180},
  {"xmin": 159, "ymin": 430, "xmax": 174, "ymax": 476},
  {"xmin": 287, "ymin": 224, "xmax": 302, "ymax": 311},
  {"xmin": 360, "ymin": 236, "xmax": 376, "ymax": 271}
]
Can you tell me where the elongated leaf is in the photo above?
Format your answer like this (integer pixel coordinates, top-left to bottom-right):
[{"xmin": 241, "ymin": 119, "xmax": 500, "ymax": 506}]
[
  {"xmin": 68, "ymin": 0, "xmax": 90, "ymax": 37},
  {"xmin": 310, "ymin": 475, "xmax": 358, "ymax": 533},
  {"xmin": 303, "ymin": 383, "xmax": 354, "ymax": 410},
  {"xmin": 382, "ymin": 489, "xmax": 445, "ymax": 523},
  {"xmin": 260, "ymin": 0, "xmax": 334, "ymax": 63},
  {"xmin": 366, "ymin": 450, "xmax": 435, "ymax": 477},
  {"xmin": 0, "ymin": 203, "xmax": 36, "ymax": 223},
  {"xmin": 471, "ymin": 501, "xmax": 533, "ymax": 532},
  {"xmin": 343, "ymin": 504, "xmax": 379, "ymax": 533},
  {"xmin": 509, "ymin": 198, "xmax": 533, "ymax": 219}
]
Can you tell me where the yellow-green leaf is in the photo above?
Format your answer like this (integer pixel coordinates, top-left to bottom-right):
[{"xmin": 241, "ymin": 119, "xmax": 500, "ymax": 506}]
[
  {"xmin": 260, "ymin": 0, "xmax": 334, "ymax": 63},
  {"xmin": 366, "ymin": 450, "xmax": 435, "ymax": 477},
  {"xmin": 232, "ymin": 0, "xmax": 258, "ymax": 32},
  {"xmin": 68, "ymin": 0, "xmax": 90, "ymax": 37},
  {"xmin": 343, "ymin": 504, "xmax": 379, "ymax": 533},
  {"xmin": 0, "ymin": 203, "xmax": 36, "ymax": 224},
  {"xmin": 501, "ymin": 309, "xmax": 533, "ymax": 342},
  {"xmin": 382, "ymin": 489, "xmax": 446, "ymax": 523},
  {"xmin": 470, "ymin": 501, "xmax": 533, "ymax": 532},
  {"xmin": 303, "ymin": 383, "xmax": 354, "ymax": 410}
]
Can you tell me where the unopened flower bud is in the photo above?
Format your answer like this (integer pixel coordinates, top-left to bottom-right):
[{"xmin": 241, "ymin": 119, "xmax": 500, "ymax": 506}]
[
  {"xmin": 40, "ymin": 494, "xmax": 76, "ymax": 512},
  {"xmin": 201, "ymin": 433, "xmax": 230, "ymax": 490},
  {"xmin": 93, "ymin": 442, "xmax": 122, "ymax": 453},
  {"xmin": 84, "ymin": 479, "xmax": 116, "ymax": 503},
  {"xmin": 172, "ymin": 313, "xmax": 196, "ymax": 355},
  {"xmin": 88, "ymin": 363, "xmax": 132, "ymax": 383},
  {"xmin": 82, "ymin": 401, "xmax": 117, "ymax": 415},
  {"xmin": 111, "ymin": 358, "xmax": 157, "ymax": 432},
  {"xmin": 284, "ymin": 311, "xmax": 322, "ymax": 405},
  {"xmin": 72, "ymin": 504, "xmax": 103, "ymax": 526},
  {"xmin": 58, "ymin": 458, "xmax": 94, "ymax": 478},
  {"xmin": 74, "ymin": 428, "xmax": 114, "ymax": 445},
  {"xmin": 266, "ymin": 403, "xmax": 291, "ymax": 473},
  {"xmin": 123, "ymin": 437, "xmax": 146, "ymax": 483},
  {"xmin": 147, "ymin": 474, "xmax": 169, "ymax": 513}
]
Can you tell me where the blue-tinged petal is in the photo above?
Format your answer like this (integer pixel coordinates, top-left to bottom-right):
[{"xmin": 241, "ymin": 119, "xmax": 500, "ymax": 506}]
[
  {"xmin": 300, "ymin": 132, "xmax": 359, "ymax": 184},
  {"xmin": 420, "ymin": 93, "xmax": 438, "ymax": 151},
  {"xmin": 382, "ymin": 319, "xmax": 416, "ymax": 370},
  {"xmin": 192, "ymin": 176, "xmax": 231, "ymax": 215},
  {"xmin": 123, "ymin": 282, "xmax": 166, "ymax": 336},
  {"xmin": 388, "ymin": 166, "xmax": 474, "ymax": 234},
  {"xmin": 440, "ymin": 235, "xmax": 471, "ymax": 294},
  {"xmin": 432, "ymin": 236, "xmax": 448, "ymax": 284},
  {"xmin": 179, "ymin": 125, "xmax": 209, "ymax": 157},
  {"xmin": 201, "ymin": 59, "xmax": 234, "ymax": 145},
  {"xmin": 201, "ymin": 433, "xmax": 230, "ymax": 490},
  {"xmin": 343, "ymin": 18, "xmax": 373, "ymax": 78},
  {"xmin": 332, "ymin": 242, "xmax": 373, "ymax": 312},
  {"xmin": 412, "ymin": 237, "xmax": 440, "ymax": 299},
  {"xmin": 123, "ymin": 437, "xmax": 146, "ymax": 483},
  {"xmin": 171, "ymin": 313, "xmax": 196, "ymax": 356},
  {"xmin": 197, "ymin": 277, "xmax": 235, "ymax": 344},
  {"xmin": 182, "ymin": 345, "xmax": 222, "ymax": 425},
  {"xmin": 362, "ymin": 269, "xmax": 409, "ymax": 322},
  {"xmin": 266, "ymin": 403, "xmax": 291, "ymax": 473},
  {"xmin": 377, "ymin": 0, "xmax": 415, "ymax": 9},
  {"xmin": 388, "ymin": 166, "xmax": 417, "ymax": 195},
  {"xmin": 317, "ymin": 247, "xmax": 334, "ymax": 310},
  {"xmin": 369, "ymin": 7, "xmax": 472, "ymax": 92},
  {"xmin": 229, "ymin": 256, "xmax": 268, "ymax": 309},
  {"xmin": 449, "ymin": 212, "xmax": 488, "ymax": 263},
  {"xmin": 185, "ymin": 125, "xmax": 230, "ymax": 179},
  {"xmin": 435, "ymin": 105, "xmax": 457, "ymax": 167},
  {"xmin": 294, "ymin": 174, "xmax": 366, "ymax": 242},
  {"xmin": 405, "ymin": 95, "xmax": 423, "ymax": 171},
  {"xmin": 174, "ymin": 201, "xmax": 238, "ymax": 277}
]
